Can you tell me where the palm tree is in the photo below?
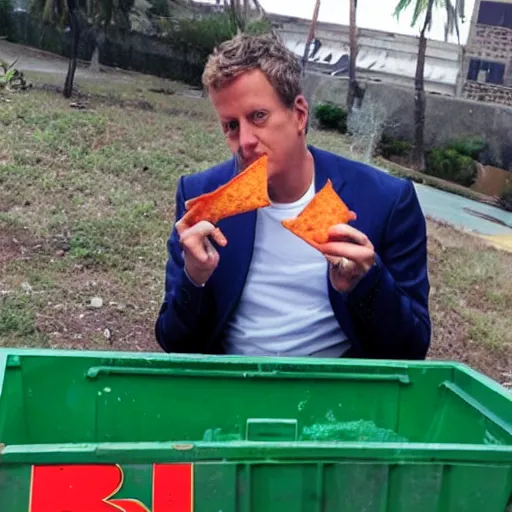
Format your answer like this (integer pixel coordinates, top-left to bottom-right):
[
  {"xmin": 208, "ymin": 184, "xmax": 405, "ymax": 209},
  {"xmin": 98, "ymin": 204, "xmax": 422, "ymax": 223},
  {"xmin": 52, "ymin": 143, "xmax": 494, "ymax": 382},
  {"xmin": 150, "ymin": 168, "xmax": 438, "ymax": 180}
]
[
  {"xmin": 394, "ymin": 0, "xmax": 465, "ymax": 171},
  {"xmin": 228, "ymin": 0, "xmax": 272, "ymax": 34},
  {"xmin": 301, "ymin": 0, "xmax": 320, "ymax": 75},
  {"xmin": 347, "ymin": 0, "xmax": 358, "ymax": 114},
  {"xmin": 31, "ymin": 0, "xmax": 135, "ymax": 98}
]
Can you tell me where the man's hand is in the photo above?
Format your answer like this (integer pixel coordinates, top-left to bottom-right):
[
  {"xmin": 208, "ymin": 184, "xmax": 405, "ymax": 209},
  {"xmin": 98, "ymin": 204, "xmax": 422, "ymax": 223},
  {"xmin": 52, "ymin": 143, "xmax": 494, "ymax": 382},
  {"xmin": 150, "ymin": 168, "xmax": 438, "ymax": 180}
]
[
  {"xmin": 315, "ymin": 224, "xmax": 375, "ymax": 293},
  {"xmin": 176, "ymin": 218, "xmax": 227, "ymax": 286}
]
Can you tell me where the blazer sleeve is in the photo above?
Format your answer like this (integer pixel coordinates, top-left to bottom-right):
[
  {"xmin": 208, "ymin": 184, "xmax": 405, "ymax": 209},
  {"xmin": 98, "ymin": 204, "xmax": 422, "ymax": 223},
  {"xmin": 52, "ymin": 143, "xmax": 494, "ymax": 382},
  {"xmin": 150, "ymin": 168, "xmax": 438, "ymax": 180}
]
[
  {"xmin": 347, "ymin": 179, "xmax": 431, "ymax": 359},
  {"xmin": 154, "ymin": 176, "xmax": 212, "ymax": 353}
]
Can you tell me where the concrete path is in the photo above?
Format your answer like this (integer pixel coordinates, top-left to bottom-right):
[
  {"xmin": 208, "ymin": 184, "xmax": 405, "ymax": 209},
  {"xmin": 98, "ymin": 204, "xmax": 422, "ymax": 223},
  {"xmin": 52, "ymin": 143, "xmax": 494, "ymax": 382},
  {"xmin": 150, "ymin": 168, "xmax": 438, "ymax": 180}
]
[
  {"xmin": 413, "ymin": 182, "xmax": 512, "ymax": 252},
  {"xmin": 374, "ymin": 165, "xmax": 512, "ymax": 251},
  {"xmin": 414, "ymin": 183, "xmax": 512, "ymax": 236}
]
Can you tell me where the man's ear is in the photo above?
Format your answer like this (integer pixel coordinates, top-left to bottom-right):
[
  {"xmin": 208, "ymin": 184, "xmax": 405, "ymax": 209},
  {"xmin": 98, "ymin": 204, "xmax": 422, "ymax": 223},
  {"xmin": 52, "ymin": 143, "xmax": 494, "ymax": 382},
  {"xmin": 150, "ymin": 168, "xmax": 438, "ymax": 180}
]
[{"xmin": 294, "ymin": 94, "xmax": 309, "ymax": 134}]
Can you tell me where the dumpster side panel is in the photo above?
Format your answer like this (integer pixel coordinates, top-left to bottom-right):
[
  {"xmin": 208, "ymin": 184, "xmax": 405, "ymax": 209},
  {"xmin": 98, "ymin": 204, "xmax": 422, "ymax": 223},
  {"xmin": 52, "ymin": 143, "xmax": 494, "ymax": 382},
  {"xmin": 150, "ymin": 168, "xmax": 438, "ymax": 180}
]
[
  {"xmin": 0, "ymin": 360, "xmax": 27, "ymax": 444},
  {"xmin": 436, "ymin": 464, "xmax": 512, "ymax": 510},
  {"xmin": 397, "ymin": 367, "xmax": 454, "ymax": 442},
  {"xmin": 0, "ymin": 465, "xmax": 31, "ymax": 511},
  {"xmin": 91, "ymin": 375, "xmax": 407, "ymax": 444},
  {"xmin": 3, "ymin": 461, "xmax": 510, "ymax": 512},
  {"xmin": 195, "ymin": 463, "xmax": 237, "ymax": 511},
  {"xmin": 21, "ymin": 358, "xmax": 99, "ymax": 444}
]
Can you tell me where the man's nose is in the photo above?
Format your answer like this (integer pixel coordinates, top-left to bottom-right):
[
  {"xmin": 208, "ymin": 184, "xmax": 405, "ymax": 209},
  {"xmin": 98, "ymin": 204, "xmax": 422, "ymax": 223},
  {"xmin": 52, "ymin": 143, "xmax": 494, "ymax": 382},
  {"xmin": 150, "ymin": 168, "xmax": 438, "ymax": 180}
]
[{"xmin": 238, "ymin": 120, "xmax": 258, "ymax": 151}]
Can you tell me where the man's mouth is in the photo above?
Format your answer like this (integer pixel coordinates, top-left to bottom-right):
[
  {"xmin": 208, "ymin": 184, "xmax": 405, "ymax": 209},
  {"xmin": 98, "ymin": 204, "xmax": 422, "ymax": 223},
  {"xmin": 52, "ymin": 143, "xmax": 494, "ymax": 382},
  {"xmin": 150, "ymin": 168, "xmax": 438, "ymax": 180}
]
[{"xmin": 237, "ymin": 152, "xmax": 265, "ymax": 170}]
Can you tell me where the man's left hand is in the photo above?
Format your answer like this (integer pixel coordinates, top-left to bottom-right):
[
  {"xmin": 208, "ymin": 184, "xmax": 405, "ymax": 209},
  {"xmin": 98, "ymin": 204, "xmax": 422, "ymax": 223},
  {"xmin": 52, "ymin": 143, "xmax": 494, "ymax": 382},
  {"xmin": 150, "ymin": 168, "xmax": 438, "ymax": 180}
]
[{"xmin": 315, "ymin": 224, "xmax": 376, "ymax": 293}]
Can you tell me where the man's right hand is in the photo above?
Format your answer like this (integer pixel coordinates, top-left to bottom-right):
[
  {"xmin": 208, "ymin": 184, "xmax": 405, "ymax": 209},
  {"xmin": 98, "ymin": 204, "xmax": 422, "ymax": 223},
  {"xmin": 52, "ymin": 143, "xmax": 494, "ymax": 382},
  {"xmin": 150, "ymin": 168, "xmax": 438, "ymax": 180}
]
[{"xmin": 175, "ymin": 218, "xmax": 228, "ymax": 286}]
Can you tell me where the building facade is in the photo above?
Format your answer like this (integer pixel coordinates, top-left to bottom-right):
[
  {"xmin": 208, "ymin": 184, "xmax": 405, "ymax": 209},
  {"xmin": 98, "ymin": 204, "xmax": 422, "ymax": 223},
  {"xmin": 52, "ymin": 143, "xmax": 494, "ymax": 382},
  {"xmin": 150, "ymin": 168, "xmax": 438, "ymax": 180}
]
[
  {"xmin": 462, "ymin": 0, "xmax": 512, "ymax": 105},
  {"xmin": 273, "ymin": 14, "xmax": 462, "ymax": 97}
]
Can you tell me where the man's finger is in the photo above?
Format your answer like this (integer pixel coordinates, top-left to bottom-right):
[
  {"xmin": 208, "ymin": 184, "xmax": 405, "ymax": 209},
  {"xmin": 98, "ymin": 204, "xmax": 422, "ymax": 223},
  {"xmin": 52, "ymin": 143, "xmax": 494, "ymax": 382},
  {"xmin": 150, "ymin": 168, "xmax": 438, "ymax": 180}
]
[
  {"xmin": 319, "ymin": 242, "xmax": 374, "ymax": 264},
  {"xmin": 179, "ymin": 220, "xmax": 217, "ymax": 243},
  {"xmin": 185, "ymin": 238, "xmax": 209, "ymax": 263},
  {"xmin": 210, "ymin": 227, "xmax": 228, "ymax": 247},
  {"xmin": 326, "ymin": 224, "xmax": 371, "ymax": 247},
  {"xmin": 184, "ymin": 236, "xmax": 220, "ymax": 264},
  {"xmin": 203, "ymin": 237, "xmax": 217, "ymax": 259}
]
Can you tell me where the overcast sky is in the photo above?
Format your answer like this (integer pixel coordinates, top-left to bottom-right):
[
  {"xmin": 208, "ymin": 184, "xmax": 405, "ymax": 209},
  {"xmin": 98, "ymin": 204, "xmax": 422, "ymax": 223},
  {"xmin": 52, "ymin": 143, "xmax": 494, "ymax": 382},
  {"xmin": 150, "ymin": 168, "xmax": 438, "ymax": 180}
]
[{"xmin": 202, "ymin": 0, "xmax": 476, "ymax": 44}]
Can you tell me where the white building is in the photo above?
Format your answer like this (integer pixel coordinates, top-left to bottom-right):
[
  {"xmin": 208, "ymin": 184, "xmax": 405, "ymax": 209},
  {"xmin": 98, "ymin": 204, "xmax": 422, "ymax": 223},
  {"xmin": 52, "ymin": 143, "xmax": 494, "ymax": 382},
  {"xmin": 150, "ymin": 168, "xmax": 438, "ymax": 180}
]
[{"xmin": 273, "ymin": 14, "xmax": 463, "ymax": 96}]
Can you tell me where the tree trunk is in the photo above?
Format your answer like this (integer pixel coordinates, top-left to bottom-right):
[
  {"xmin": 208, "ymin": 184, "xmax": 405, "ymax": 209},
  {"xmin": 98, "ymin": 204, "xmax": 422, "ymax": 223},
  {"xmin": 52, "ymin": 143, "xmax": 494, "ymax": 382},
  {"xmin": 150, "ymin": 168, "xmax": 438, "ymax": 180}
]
[
  {"xmin": 63, "ymin": 9, "xmax": 80, "ymax": 98},
  {"xmin": 89, "ymin": 30, "xmax": 105, "ymax": 73},
  {"xmin": 347, "ymin": 0, "xmax": 358, "ymax": 114},
  {"xmin": 301, "ymin": 0, "xmax": 320, "ymax": 75},
  {"xmin": 89, "ymin": 45, "xmax": 100, "ymax": 73},
  {"xmin": 413, "ymin": 0, "xmax": 435, "ymax": 172},
  {"xmin": 229, "ymin": 0, "xmax": 243, "ymax": 32}
]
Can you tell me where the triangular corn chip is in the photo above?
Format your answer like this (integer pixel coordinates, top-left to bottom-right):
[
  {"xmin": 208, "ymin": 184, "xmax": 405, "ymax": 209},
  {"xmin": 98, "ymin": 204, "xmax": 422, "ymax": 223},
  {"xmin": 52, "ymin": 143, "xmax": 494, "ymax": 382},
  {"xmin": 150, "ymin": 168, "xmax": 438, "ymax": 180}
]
[
  {"xmin": 282, "ymin": 179, "xmax": 356, "ymax": 246},
  {"xmin": 182, "ymin": 154, "xmax": 270, "ymax": 226}
]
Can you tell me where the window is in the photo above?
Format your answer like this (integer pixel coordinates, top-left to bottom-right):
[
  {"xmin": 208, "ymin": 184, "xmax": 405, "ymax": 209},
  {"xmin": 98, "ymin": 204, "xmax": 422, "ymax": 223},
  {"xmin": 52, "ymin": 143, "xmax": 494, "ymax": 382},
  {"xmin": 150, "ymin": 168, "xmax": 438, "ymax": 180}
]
[
  {"xmin": 478, "ymin": 1, "xmax": 512, "ymax": 28},
  {"xmin": 467, "ymin": 59, "xmax": 506, "ymax": 84}
]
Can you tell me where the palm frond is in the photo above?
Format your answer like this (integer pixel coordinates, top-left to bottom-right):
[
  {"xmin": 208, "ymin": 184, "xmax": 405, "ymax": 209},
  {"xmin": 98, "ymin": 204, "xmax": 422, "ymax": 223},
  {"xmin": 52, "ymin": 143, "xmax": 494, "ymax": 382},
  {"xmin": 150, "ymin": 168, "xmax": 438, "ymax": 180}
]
[
  {"xmin": 393, "ymin": 0, "xmax": 413, "ymax": 20},
  {"xmin": 411, "ymin": 0, "xmax": 426, "ymax": 26},
  {"xmin": 394, "ymin": 0, "xmax": 464, "ymax": 35},
  {"xmin": 456, "ymin": 0, "xmax": 465, "ymax": 21}
]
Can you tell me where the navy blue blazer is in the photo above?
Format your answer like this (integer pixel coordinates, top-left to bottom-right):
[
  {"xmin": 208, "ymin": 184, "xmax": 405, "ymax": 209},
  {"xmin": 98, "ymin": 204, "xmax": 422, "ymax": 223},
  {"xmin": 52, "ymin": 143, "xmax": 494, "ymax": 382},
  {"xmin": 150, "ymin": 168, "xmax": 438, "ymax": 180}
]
[{"xmin": 155, "ymin": 146, "xmax": 431, "ymax": 359}]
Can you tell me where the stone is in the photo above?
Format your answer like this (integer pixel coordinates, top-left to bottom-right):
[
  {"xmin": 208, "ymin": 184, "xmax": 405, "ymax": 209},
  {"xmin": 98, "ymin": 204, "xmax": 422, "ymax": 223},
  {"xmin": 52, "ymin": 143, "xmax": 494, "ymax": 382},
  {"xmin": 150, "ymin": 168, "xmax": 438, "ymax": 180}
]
[{"xmin": 90, "ymin": 297, "xmax": 103, "ymax": 309}]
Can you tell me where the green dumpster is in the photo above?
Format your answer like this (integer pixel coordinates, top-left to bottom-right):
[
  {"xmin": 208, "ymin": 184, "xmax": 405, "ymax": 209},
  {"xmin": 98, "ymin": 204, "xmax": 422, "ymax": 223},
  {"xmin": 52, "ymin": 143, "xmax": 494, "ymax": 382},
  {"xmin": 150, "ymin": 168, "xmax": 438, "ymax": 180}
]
[{"xmin": 0, "ymin": 348, "xmax": 511, "ymax": 511}]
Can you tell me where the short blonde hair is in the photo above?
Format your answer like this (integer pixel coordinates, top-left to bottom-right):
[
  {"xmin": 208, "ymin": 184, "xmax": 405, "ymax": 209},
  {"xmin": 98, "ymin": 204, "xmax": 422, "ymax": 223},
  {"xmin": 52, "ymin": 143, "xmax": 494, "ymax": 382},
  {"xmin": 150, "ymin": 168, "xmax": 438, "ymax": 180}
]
[{"xmin": 202, "ymin": 33, "xmax": 303, "ymax": 108}]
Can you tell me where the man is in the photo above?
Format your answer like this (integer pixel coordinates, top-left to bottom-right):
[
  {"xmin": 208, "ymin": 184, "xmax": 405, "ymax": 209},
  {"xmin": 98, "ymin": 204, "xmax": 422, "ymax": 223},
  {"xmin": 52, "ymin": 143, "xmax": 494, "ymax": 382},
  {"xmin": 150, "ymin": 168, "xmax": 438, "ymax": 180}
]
[{"xmin": 155, "ymin": 33, "xmax": 431, "ymax": 360}]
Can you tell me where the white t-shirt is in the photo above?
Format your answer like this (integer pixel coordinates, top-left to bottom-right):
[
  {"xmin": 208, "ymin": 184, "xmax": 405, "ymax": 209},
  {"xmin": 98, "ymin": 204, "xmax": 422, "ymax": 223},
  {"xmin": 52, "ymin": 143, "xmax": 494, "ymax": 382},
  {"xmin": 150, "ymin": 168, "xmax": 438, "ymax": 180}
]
[{"xmin": 223, "ymin": 178, "xmax": 351, "ymax": 357}]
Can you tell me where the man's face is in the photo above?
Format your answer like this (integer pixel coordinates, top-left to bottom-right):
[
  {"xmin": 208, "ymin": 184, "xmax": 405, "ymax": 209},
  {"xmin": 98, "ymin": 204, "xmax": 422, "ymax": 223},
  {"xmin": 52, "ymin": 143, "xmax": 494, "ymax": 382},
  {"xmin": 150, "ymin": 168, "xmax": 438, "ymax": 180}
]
[{"xmin": 208, "ymin": 69, "xmax": 308, "ymax": 185}]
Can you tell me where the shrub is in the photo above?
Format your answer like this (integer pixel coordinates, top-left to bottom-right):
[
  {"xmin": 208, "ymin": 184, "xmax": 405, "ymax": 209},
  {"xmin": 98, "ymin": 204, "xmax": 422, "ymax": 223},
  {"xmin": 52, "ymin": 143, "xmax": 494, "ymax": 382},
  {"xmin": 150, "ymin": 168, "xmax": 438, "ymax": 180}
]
[
  {"xmin": 159, "ymin": 12, "xmax": 272, "ymax": 65},
  {"xmin": 0, "ymin": 59, "xmax": 31, "ymax": 90},
  {"xmin": 314, "ymin": 103, "xmax": 347, "ymax": 133},
  {"xmin": 426, "ymin": 148, "xmax": 478, "ymax": 187},
  {"xmin": 378, "ymin": 133, "xmax": 411, "ymax": 159},
  {"xmin": 423, "ymin": 136, "xmax": 490, "ymax": 187},
  {"xmin": 444, "ymin": 136, "xmax": 488, "ymax": 161}
]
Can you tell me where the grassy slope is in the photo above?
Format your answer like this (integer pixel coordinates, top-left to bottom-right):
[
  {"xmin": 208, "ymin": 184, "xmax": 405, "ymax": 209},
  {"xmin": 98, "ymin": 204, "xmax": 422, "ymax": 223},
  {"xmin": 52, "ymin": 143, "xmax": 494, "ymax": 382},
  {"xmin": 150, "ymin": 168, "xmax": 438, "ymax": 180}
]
[{"xmin": 1, "ymin": 71, "xmax": 510, "ymax": 385}]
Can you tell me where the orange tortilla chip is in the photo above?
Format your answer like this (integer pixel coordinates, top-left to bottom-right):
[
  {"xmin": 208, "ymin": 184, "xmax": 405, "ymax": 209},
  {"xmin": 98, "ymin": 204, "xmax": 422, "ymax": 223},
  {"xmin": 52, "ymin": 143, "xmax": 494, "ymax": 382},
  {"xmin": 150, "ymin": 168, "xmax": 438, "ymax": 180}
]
[
  {"xmin": 182, "ymin": 154, "xmax": 270, "ymax": 226},
  {"xmin": 282, "ymin": 179, "xmax": 356, "ymax": 247}
]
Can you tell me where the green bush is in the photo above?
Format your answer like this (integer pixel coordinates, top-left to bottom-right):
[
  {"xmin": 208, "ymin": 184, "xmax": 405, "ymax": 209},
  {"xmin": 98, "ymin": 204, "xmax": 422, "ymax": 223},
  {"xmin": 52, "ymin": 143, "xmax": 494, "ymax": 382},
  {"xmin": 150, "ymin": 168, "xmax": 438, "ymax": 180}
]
[
  {"xmin": 423, "ymin": 135, "xmax": 489, "ymax": 187},
  {"xmin": 159, "ymin": 13, "xmax": 272, "ymax": 64},
  {"xmin": 444, "ymin": 136, "xmax": 488, "ymax": 161},
  {"xmin": 378, "ymin": 133, "xmax": 411, "ymax": 159},
  {"xmin": 314, "ymin": 103, "xmax": 347, "ymax": 133},
  {"xmin": 426, "ymin": 148, "xmax": 478, "ymax": 187}
]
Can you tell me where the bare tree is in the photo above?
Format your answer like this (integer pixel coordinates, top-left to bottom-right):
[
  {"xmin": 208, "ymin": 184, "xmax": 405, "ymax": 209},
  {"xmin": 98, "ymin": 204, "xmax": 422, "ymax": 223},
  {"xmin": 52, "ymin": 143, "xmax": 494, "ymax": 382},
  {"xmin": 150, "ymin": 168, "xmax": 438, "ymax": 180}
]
[{"xmin": 347, "ymin": 98, "xmax": 398, "ymax": 163}]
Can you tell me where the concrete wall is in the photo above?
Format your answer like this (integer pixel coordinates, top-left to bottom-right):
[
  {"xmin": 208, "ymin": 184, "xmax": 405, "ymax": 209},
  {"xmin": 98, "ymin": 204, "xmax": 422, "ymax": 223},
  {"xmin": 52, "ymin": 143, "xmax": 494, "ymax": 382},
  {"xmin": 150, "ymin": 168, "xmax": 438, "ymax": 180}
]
[{"xmin": 305, "ymin": 72, "xmax": 512, "ymax": 170}]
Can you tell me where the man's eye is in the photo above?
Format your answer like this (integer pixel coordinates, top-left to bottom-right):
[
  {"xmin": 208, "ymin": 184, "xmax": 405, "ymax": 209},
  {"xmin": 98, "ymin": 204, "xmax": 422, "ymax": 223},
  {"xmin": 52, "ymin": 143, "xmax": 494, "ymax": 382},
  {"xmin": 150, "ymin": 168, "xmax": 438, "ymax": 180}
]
[
  {"xmin": 225, "ymin": 121, "xmax": 239, "ymax": 132},
  {"xmin": 253, "ymin": 111, "xmax": 267, "ymax": 123}
]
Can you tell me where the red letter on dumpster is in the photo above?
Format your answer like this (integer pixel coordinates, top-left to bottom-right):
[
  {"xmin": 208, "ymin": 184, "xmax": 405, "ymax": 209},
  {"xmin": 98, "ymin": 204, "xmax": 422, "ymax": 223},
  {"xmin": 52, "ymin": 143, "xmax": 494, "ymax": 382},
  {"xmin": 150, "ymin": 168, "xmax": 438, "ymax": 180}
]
[
  {"xmin": 29, "ymin": 464, "xmax": 149, "ymax": 511},
  {"xmin": 153, "ymin": 464, "xmax": 193, "ymax": 511}
]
